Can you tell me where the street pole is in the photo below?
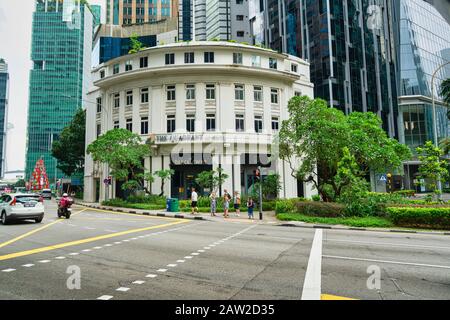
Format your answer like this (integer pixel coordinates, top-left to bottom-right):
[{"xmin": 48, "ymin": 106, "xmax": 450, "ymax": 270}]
[
  {"xmin": 258, "ymin": 166, "xmax": 263, "ymax": 220},
  {"xmin": 431, "ymin": 61, "xmax": 450, "ymax": 194}
]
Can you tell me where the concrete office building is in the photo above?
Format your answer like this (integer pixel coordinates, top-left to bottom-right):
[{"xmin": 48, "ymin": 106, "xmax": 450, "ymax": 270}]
[
  {"xmin": 107, "ymin": 0, "xmax": 178, "ymax": 25},
  {"xmin": 84, "ymin": 42, "xmax": 315, "ymax": 202},
  {"xmin": 0, "ymin": 59, "xmax": 9, "ymax": 178}
]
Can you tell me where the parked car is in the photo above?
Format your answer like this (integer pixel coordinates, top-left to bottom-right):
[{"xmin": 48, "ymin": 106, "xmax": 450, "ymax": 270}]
[
  {"xmin": 41, "ymin": 189, "xmax": 52, "ymax": 200},
  {"xmin": 0, "ymin": 193, "xmax": 45, "ymax": 225}
]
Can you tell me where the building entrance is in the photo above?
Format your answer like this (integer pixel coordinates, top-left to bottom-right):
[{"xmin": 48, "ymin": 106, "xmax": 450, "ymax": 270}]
[{"xmin": 170, "ymin": 164, "xmax": 213, "ymax": 199}]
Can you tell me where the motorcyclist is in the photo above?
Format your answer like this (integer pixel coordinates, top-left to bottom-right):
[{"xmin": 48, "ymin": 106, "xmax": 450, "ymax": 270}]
[{"xmin": 59, "ymin": 193, "xmax": 70, "ymax": 208}]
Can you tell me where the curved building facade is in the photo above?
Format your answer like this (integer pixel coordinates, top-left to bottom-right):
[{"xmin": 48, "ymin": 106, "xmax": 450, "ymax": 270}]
[{"xmin": 84, "ymin": 42, "xmax": 315, "ymax": 202}]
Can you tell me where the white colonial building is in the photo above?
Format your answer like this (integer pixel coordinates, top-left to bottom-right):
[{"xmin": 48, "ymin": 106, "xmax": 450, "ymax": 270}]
[{"xmin": 84, "ymin": 41, "xmax": 315, "ymax": 202}]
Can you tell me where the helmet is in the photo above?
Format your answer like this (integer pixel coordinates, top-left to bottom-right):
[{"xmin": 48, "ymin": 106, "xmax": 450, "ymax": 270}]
[{"xmin": 63, "ymin": 193, "xmax": 68, "ymax": 197}]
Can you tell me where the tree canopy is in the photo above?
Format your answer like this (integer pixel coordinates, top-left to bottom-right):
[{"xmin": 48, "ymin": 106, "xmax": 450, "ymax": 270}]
[
  {"xmin": 51, "ymin": 108, "xmax": 86, "ymax": 177},
  {"xmin": 278, "ymin": 96, "xmax": 412, "ymax": 202}
]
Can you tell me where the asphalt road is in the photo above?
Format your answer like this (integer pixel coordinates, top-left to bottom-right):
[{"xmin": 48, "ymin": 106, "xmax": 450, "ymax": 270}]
[{"xmin": 0, "ymin": 200, "xmax": 449, "ymax": 300}]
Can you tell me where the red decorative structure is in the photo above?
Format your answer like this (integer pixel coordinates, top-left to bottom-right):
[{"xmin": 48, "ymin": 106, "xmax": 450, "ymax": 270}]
[{"xmin": 29, "ymin": 159, "xmax": 50, "ymax": 191}]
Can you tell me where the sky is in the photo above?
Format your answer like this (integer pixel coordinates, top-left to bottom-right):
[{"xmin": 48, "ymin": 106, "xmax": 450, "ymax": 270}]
[{"xmin": 0, "ymin": 0, "xmax": 105, "ymax": 173}]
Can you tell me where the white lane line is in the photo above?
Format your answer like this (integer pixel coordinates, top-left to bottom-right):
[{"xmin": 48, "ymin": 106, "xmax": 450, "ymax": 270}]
[
  {"xmin": 184, "ymin": 256, "xmax": 193, "ymax": 259},
  {"xmin": 204, "ymin": 247, "xmax": 211, "ymax": 250},
  {"xmin": 133, "ymin": 280, "xmax": 145, "ymax": 285},
  {"xmin": 22, "ymin": 264, "xmax": 34, "ymax": 268},
  {"xmin": 325, "ymin": 238, "xmax": 450, "ymax": 251},
  {"xmin": 323, "ymin": 255, "xmax": 450, "ymax": 270},
  {"xmin": 69, "ymin": 253, "xmax": 79, "ymax": 256},
  {"xmin": 104, "ymin": 244, "xmax": 113, "ymax": 247},
  {"xmin": 167, "ymin": 264, "xmax": 177, "ymax": 267},
  {"xmin": 191, "ymin": 253, "xmax": 200, "ymax": 256},
  {"xmin": 97, "ymin": 295, "xmax": 113, "ymax": 300},
  {"xmin": 54, "ymin": 256, "xmax": 66, "ymax": 260},
  {"xmin": 177, "ymin": 260, "xmax": 185, "ymax": 263},
  {"xmin": 114, "ymin": 242, "xmax": 122, "ymax": 244},
  {"xmin": 85, "ymin": 227, "xmax": 96, "ymax": 230},
  {"xmin": 2, "ymin": 268, "xmax": 16, "ymax": 272},
  {"xmin": 145, "ymin": 274, "xmax": 157, "ymax": 278},
  {"xmin": 301, "ymin": 229, "xmax": 323, "ymax": 300},
  {"xmin": 93, "ymin": 246, "xmax": 102, "ymax": 250},
  {"xmin": 123, "ymin": 240, "xmax": 130, "ymax": 242},
  {"xmin": 157, "ymin": 269, "xmax": 167, "ymax": 272},
  {"xmin": 82, "ymin": 249, "xmax": 92, "ymax": 252},
  {"xmin": 197, "ymin": 250, "xmax": 205, "ymax": 252},
  {"xmin": 38, "ymin": 260, "xmax": 51, "ymax": 263},
  {"xmin": 116, "ymin": 287, "xmax": 130, "ymax": 292}
]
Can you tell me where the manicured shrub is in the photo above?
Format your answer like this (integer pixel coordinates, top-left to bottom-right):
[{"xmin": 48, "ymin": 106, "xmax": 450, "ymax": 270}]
[
  {"xmin": 386, "ymin": 207, "xmax": 450, "ymax": 229},
  {"xmin": 126, "ymin": 195, "xmax": 166, "ymax": 205},
  {"xmin": 294, "ymin": 201, "xmax": 345, "ymax": 218},
  {"xmin": 393, "ymin": 190, "xmax": 416, "ymax": 197},
  {"xmin": 275, "ymin": 198, "xmax": 306, "ymax": 214}
]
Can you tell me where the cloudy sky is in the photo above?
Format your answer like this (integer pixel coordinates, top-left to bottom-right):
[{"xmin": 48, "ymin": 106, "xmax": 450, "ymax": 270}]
[{"xmin": 0, "ymin": 0, "xmax": 105, "ymax": 173}]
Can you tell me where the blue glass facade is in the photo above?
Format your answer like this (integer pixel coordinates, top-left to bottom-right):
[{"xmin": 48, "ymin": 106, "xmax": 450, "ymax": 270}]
[{"xmin": 98, "ymin": 35, "xmax": 157, "ymax": 64}]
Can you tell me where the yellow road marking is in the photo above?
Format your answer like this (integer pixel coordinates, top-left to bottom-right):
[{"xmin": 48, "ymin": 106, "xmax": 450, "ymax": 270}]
[
  {"xmin": 0, "ymin": 209, "xmax": 87, "ymax": 250},
  {"xmin": 0, "ymin": 219, "xmax": 189, "ymax": 261},
  {"xmin": 321, "ymin": 294, "xmax": 357, "ymax": 300}
]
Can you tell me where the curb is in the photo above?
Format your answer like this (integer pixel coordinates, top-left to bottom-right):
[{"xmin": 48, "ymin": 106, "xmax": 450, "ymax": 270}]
[
  {"xmin": 78, "ymin": 203, "xmax": 206, "ymax": 221},
  {"xmin": 276, "ymin": 222, "xmax": 450, "ymax": 236}
]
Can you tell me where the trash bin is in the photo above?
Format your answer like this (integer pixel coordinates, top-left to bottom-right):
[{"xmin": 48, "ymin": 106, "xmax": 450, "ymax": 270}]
[
  {"xmin": 166, "ymin": 198, "xmax": 172, "ymax": 212},
  {"xmin": 170, "ymin": 198, "xmax": 179, "ymax": 213}
]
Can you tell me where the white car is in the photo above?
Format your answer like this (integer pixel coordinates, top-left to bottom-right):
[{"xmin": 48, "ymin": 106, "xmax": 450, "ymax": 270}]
[{"xmin": 0, "ymin": 193, "xmax": 45, "ymax": 225}]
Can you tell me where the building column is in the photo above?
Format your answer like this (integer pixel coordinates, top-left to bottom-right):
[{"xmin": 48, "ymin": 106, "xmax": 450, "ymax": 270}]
[{"xmin": 233, "ymin": 153, "xmax": 242, "ymax": 195}]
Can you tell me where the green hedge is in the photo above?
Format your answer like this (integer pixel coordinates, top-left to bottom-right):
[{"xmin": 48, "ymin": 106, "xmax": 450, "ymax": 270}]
[
  {"xmin": 275, "ymin": 198, "xmax": 344, "ymax": 217},
  {"xmin": 386, "ymin": 207, "xmax": 450, "ymax": 230},
  {"xmin": 275, "ymin": 198, "xmax": 306, "ymax": 214}
]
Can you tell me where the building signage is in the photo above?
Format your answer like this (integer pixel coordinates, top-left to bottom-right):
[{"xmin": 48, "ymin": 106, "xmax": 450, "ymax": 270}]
[{"xmin": 156, "ymin": 134, "xmax": 223, "ymax": 144}]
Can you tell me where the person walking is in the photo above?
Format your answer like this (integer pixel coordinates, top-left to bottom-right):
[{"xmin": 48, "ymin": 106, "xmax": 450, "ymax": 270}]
[
  {"xmin": 223, "ymin": 189, "xmax": 231, "ymax": 218},
  {"xmin": 191, "ymin": 187, "xmax": 198, "ymax": 215},
  {"xmin": 233, "ymin": 191, "xmax": 241, "ymax": 217},
  {"xmin": 247, "ymin": 197, "xmax": 255, "ymax": 220},
  {"xmin": 209, "ymin": 191, "xmax": 217, "ymax": 217}
]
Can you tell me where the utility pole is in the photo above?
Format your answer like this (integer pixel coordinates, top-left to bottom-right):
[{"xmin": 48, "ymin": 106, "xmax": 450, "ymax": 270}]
[{"xmin": 257, "ymin": 166, "xmax": 263, "ymax": 220}]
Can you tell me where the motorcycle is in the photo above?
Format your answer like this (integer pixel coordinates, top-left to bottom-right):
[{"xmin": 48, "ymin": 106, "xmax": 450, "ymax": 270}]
[{"xmin": 57, "ymin": 197, "xmax": 73, "ymax": 219}]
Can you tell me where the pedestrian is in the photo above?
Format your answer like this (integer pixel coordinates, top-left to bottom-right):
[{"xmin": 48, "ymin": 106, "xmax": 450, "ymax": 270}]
[
  {"xmin": 233, "ymin": 191, "xmax": 241, "ymax": 217},
  {"xmin": 191, "ymin": 187, "xmax": 198, "ymax": 215},
  {"xmin": 223, "ymin": 189, "xmax": 231, "ymax": 218},
  {"xmin": 209, "ymin": 191, "xmax": 217, "ymax": 217},
  {"xmin": 247, "ymin": 197, "xmax": 255, "ymax": 220}
]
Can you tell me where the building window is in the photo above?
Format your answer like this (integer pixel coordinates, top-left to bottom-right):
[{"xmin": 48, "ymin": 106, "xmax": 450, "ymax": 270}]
[
  {"xmin": 100, "ymin": 70, "xmax": 105, "ymax": 78},
  {"xmin": 186, "ymin": 84, "xmax": 196, "ymax": 100},
  {"xmin": 294, "ymin": 91, "xmax": 302, "ymax": 97},
  {"xmin": 255, "ymin": 115, "xmax": 263, "ymax": 133},
  {"xmin": 291, "ymin": 63, "xmax": 298, "ymax": 73},
  {"xmin": 140, "ymin": 88, "xmax": 149, "ymax": 103},
  {"xmin": 236, "ymin": 114, "xmax": 245, "ymax": 132},
  {"xmin": 96, "ymin": 123, "xmax": 101, "ymax": 138},
  {"xmin": 206, "ymin": 114, "xmax": 216, "ymax": 131},
  {"xmin": 204, "ymin": 52, "xmax": 215, "ymax": 63},
  {"xmin": 140, "ymin": 56, "xmax": 148, "ymax": 68},
  {"xmin": 113, "ymin": 93, "xmax": 120, "ymax": 108},
  {"xmin": 126, "ymin": 90, "xmax": 133, "ymax": 106},
  {"xmin": 184, "ymin": 52, "xmax": 194, "ymax": 63},
  {"xmin": 113, "ymin": 120, "xmax": 120, "ymax": 129},
  {"xmin": 272, "ymin": 117, "xmax": 279, "ymax": 131},
  {"xmin": 236, "ymin": 15, "xmax": 244, "ymax": 21},
  {"xmin": 269, "ymin": 58, "xmax": 277, "ymax": 69},
  {"xmin": 251, "ymin": 55, "xmax": 261, "ymax": 67},
  {"xmin": 233, "ymin": 52, "xmax": 243, "ymax": 64},
  {"xmin": 113, "ymin": 64, "xmax": 120, "ymax": 74},
  {"xmin": 271, "ymin": 88, "xmax": 279, "ymax": 104},
  {"xmin": 167, "ymin": 115, "xmax": 176, "ymax": 133},
  {"xmin": 126, "ymin": 118, "xmax": 133, "ymax": 132},
  {"xmin": 166, "ymin": 85, "xmax": 176, "ymax": 101},
  {"xmin": 125, "ymin": 60, "xmax": 133, "ymax": 71},
  {"xmin": 236, "ymin": 31, "xmax": 245, "ymax": 37},
  {"xmin": 235, "ymin": 84, "xmax": 244, "ymax": 101},
  {"xmin": 206, "ymin": 84, "xmax": 215, "ymax": 100},
  {"xmin": 165, "ymin": 53, "xmax": 175, "ymax": 65},
  {"xmin": 236, "ymin": 0, "xmax": 243, "ymax": 4},
  {"xmin": 254, "ymin": 86, "xmax": 262, "ymax": 102},
  {"xmin": 186, "ymin": 114, "xmax": 195, "ymax": 132},
  {"xmin": 96, "ymin": 97, "xmax": 102, "ymax": 113},
  {"xmin": 141, "ymin": 117, "xmax": 149, "ymax": 135}
]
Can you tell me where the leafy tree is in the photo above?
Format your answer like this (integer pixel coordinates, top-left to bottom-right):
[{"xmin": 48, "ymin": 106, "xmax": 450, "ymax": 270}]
[
  {"xmin": 51, "ymin": 108, "xmax": 86, "ymax": 177},
  {"xmin": 154, "ymin": 169, "xmax": 175, "ymax": 197},
  {"xmin": 195, "ymin": 168, "xmax": 229, "ymax": 194},
  {"xmin": 251, "ymin": 173, "xmax": 282, "ymax": 200},
  {"xmin": 416, "ymin": 141, "xmax": 449, "ymax": 199},
  {"xmin": 86, "ymin": 129, "xmax": 154, "ymax": 195},
  {"xmin": 14, "ymin": 179, "xmax": 26, "ymax": 188},
  {"xmin": 278, "ymin": 96, "xmax": 411, "ymax": 202},
  {"xmin": 128, "ymin": 33, "xmax": 145, "ymax": 54}
]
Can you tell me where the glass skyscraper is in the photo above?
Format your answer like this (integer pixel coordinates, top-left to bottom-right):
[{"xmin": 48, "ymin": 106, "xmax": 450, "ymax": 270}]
[
  {"xmin": 0, "ymin": 59, "xmax": 9, "ymax": 178},
  {"xmin": 25, "ymin": 0, "xmax": 94, "ymax": 182}
]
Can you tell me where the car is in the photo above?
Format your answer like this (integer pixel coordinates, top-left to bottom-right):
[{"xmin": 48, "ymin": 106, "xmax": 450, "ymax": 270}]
[
  {"xmin": 41, "ymin": 189, "xmax": 52, "ymax": 200},
  {"xmin": 0, "ymin": 193, "xmax": 45, "ymax": 225}
]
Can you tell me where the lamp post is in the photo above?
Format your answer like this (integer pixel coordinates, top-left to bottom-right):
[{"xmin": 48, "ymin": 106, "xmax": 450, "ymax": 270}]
[{"xmin": 430, "ymin": 61, "xmax": 450, "ymax": 193}]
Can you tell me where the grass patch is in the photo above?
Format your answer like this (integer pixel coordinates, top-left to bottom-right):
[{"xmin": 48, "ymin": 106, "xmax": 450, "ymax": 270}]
[{"xmin": 276, "ymin": 213, "xmax": 393, "ymax": 228}]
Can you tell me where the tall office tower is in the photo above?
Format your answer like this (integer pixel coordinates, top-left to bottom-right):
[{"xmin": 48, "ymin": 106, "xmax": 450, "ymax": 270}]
[
  {"xmin": 178, "ymin": 0, "xmax": 251, "ymax": 42},
  {"xmin": 398, "ymin": 0, "xmax": 450, "ymax": 189},
  {"xmin": 91, "ymin": 4, "xmax": 102, "ymax": 29},
  {"xmin": 25, "ymin": 0, "xmax": 94, "ymax": 182},
  {"xmin": 106, "ymin": 0, "xmax": 178, "ymax": 26},
  {"xmin": 0, "ymin": 59, "xmax": 9, "ymax": 178},
  {"xmin": 249, "ymin": 0, "xmax": 399, "ymax": 138}
]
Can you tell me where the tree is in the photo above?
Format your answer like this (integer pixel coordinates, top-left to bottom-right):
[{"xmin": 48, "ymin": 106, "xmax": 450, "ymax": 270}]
[
  {"xmin": 14, "ymin": 179, "xmax": 26, "ymax": 188},
  {"xmin": 154, "ymin": 169, "xmax": 175, "ymax": 197},
  {"xmin": 51, "ymin": 108, "xmax": 86, "ymax": 177},
  {"xmin": 128, "ymin": 33, "xmax": 145, "ymax": 54},
  {"xmin": 195, "ymin": 168, "xmax": 229, "ymax": 194},
  {"xmin": 251, "ymin": 173, "xmax": 282, "ymax": 200},
  {"xmin": 416, "ymin": 141, "xmax": 449, "ymax": 199},
  {"xmin": 278, "ymin": 96, "xmax": 412, "ymax": 202},
  {"xmin": 86, "ymin": 129, "xmax": 154, "ymax": 195}
]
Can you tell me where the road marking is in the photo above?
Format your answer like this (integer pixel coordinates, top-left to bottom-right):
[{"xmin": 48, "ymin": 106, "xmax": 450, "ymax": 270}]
[
  {"xmin": 157, "ymin": 269, "xmax": 167, "ymax": 272},
  {"xmin": 204, "ymin": 247, "xmax": 210, "ymax": 249},
  {"xmin": 323, "ymin": 255, "xmax": 450, "ymax": 270},
  {"xmin": 184, "ymin": 256, "xmax": 193, "ymax": 259},
  {"xmin": 104, "ymin": 244, "xmax": 113, "ymax": 247},
  {"xmin": 69, "ymin": 253, "xmax": 79, "ymax": 256},
  {"xmin": 177, "ymin": 260, "xmax": 185, "ymax": 263},
  {"xmin": 116, "ymin": 287, "xmax": 130, "ymax": 292},
  {"xmin": 197, "ymin": 250, "xmax": 205, "ymax": 252},
  {"xmin": 93, "ymin": 246, "xmax": 102, "ymax": 250},
  {"xmin": 145, "ymin": 274, "xmax": 157, "ymax": 278},
  {"xmin": 114, "ymin": 242, "xmax": 122, "ymax": 244},
  {"xmin": 0, "ymin": 219, "xmax": 189, "ymax": 261},
  {"xmin": 38, "ymin": 260, "xmax": 51, "ymax": 263},
  {"xmin": 22, "ymin": 264, "xmax": 34, "ymax": 267},
  {"xmin": 87, "ymin": 207, "xmax": 183, "ymax": 221},
  {"xmin": 54, "ymin": 256, "xmax": 66, "ymax": 260},
  {"xmin": 301, "ymin": 229, "xmax": 323, "ymax": 300},
  {"xmin": 167, "ymin": 264, "xmax": 177, "ymax": 267},
  {"xmin": 325, "ymin": 238, "xmax": 450, "ymax": 250},
  {"xmin": 2, "ymin": 268, "xmax": 16, "ymax": 272},
  {"xmin": 104, "ymin": 230, "xmax": 117, "ymax": 233},
  {"xmin": 0, "ymin": 209, "xmax": 87, "ymax": 249},
  {"xmin": 191, "ymin": 253, "xmax": 200, "ymax": 256},
  {"xmin": 321, "ymin": 294, "xmax": 356, "ymax": 300},
  {"xmin": 82, "ymin": 249, "xmax": 92, "ymax": 252},
  {"xmin": 84, "ymin": 227, "xmax": 96, "ymax": 230},
  {"xmin": 97, "ymin": 295, "xmax": 113, "ymax": 300},
  {"xmin": 133, "ymin": 280, "xmax": 145, "ymax": 285}
]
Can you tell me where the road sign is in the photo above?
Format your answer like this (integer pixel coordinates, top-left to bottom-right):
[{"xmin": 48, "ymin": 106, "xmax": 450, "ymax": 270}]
[{"xmin": 379, "ymin": 174, "xmax": 387, "ymax": 182}]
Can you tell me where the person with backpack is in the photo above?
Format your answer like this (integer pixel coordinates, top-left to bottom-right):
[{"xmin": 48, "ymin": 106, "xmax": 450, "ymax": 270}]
[
  {"xmin": 223, "ymin": 189, "xmax": 231, "ymax": 218},
  {"xmin": 247, "ymin": 197, "xmax": 255, "ymax": 220}
]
